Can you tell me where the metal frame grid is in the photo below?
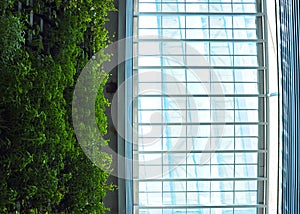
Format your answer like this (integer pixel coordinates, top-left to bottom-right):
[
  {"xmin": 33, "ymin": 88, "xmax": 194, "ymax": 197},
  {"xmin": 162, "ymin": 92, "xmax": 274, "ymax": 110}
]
[{"xmin": 131, "ymin": 0, "xmax": 269, "ymax": 213}]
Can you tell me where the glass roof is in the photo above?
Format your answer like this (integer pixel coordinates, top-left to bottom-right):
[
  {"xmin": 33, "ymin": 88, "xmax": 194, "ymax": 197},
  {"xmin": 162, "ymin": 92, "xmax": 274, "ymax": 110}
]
[{"xmin": 132, "ymin": 0, "xmax": 267, "ymax": 213}]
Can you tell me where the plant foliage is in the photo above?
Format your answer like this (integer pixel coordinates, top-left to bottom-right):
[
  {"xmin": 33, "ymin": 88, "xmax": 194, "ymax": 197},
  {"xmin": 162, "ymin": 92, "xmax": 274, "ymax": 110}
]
[{"xmin": 0, "ymin": 0, "xmax": 116, "ymax": 213}]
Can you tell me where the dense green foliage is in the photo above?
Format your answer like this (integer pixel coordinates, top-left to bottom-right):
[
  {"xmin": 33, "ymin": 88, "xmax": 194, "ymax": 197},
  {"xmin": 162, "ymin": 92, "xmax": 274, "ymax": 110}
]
[{"xmin": 0, "ymin": 0, "xmax": 116, "ymax": 213}]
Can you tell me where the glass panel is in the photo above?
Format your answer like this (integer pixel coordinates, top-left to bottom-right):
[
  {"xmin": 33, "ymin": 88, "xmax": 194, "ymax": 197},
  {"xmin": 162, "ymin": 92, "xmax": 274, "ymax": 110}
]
[{"xmin": 133, "ymin": 0, "xmax": 267, "ymax": 213}]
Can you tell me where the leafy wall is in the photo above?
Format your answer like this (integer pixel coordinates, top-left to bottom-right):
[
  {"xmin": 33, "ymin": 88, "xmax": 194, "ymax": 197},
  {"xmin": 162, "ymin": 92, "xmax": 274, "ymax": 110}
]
[{"xmin": 0, "ymin": 0, "xmax": 116, "ymax": 213}]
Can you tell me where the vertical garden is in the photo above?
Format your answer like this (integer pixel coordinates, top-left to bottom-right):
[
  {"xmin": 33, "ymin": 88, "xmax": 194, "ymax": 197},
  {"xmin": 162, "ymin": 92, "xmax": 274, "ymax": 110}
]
[{"xmin": 0, "ymin": 0, "xmax": 116, "ymax": 213}]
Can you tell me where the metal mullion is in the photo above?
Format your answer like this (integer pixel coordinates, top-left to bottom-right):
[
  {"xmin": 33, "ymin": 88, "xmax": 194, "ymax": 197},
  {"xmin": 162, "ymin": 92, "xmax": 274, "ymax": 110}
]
[
  {"xmin": 135, "ymin": 12, "xmax": 265, "ymax": 16},
  {"xmin": 137, "ymin": 27, "xmax": 259, "ymax": 30},
  {"xmin": 136, "ymin": 177, "xmax": 267, "ymax": 182},
  {"xmin": 208, "ymin": 12, "xmax": 213, "ymax": 207},
  {"xmin": 157, "ymin": 0, "xmax": 255, "ymax": 2},
  {"xmin": 137, "ymin": 68, "xmax": 267, "ymax": 71},
  {"xmin": 137, "ymin": 149, "xmax": 267, "ymax": 154},
  {"xmin": 139, "ymin": 163, "xmax": 260, "ymax": 166},
  {"xmin": 153, "ymin": 2, "xmax": 257, "ymax": 4},
  {"xmin": 156, "ymin": 136, "xmax": 254, "ymax": 140},
  {"xmin": 138, "ymin": 205, "xmax": 267, "ymax": 209},
  {"xmin": 133, "ymin": 1, "xmax": 139, "ymax": 212},
  {"xmin": 138, "ymin": 109, "xmax": 267, "ymax": 114},
  {"xmin": 137, "ymin": 94, "xmax": 268, "ymax": 97},
  {"xmin": 140, "ymin": 28, "xmax": 259, "ymax": 32},
  {"xmin": 160, "ymin": 164, "xmax": 261, "ymax": 168},
  {"xmin": 135, "ymin": 65, "xmax": 267, "ymax": 69},
  {"xmin": 256, "ymin": 0, "xmax": 268, "ymax": 211},
  {"xmin": 138, "ymin": 136, "xmax": 262, "ymax": 139},
  {"xmin": 137, "ymin": 54, "xmax": 259, "ymax": 57},
  {"xmin": 232, "ymin": 0, "xmax": 237, "ymax": 206},
  {"xmin": 138, "ymin": 81, "xmax": 260, "ymax": 83},
  {"xmin": 137, "ymin": 94, "xmax": 265, "ymax": 97},
  {"xmin": 159, "ymin": 5, "xmax": 164, "ymax": 205},
  {"xmin": 138, "ymin": 108, "xmax": 260, "ymax": 111},
  {"xmin": 138, "ymin": 122, "xmax": 268, "ymax": 125},
  {"xmin": 134, "ymin": 38, "xmax": 266, "ymax": 42},
  {"xmin": 261, "ymin": 0, "xmax": 269, "ymax": 212},
  {"xmin": 138, "ymin": 189, "xmax": 259, "ymax": 193},
  {"xmin": 184, "ymin": 8, "xmax": 188, "ymax": 205},
  {"xmin": 138, "ymin": 108, "xmax": 259, "ymax": 111}
]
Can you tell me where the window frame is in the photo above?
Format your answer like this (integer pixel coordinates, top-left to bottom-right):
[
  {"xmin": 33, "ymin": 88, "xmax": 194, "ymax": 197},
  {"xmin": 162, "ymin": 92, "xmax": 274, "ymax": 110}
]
[{"xmin": 117, "ymin": 0, "xmax": 280, "ymax": 213}]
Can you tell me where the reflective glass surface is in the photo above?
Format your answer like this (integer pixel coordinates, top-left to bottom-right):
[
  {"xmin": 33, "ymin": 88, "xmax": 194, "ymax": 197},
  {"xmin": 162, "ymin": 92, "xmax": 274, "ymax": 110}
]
[{"xmin": 133, "ymin": 0, "xmax": 267, "ymax": 213}]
